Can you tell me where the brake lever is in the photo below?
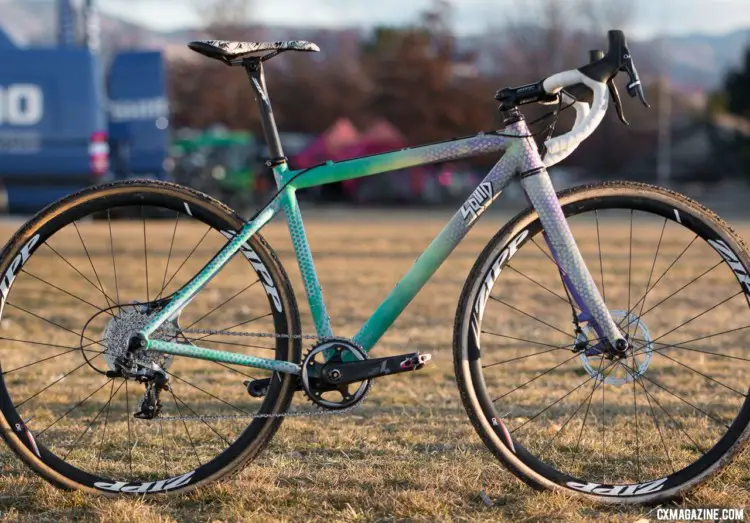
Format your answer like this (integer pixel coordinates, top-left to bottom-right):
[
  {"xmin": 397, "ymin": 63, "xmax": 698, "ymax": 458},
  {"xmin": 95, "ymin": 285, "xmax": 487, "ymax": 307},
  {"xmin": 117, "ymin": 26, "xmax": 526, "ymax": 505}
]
[
  {"xmin": 607, "ymin": 79, "xmax": 629, "ymax": 126},
  {"xmin": 622, "ymin": 57, "xmax": 651, "ymax": 108}
]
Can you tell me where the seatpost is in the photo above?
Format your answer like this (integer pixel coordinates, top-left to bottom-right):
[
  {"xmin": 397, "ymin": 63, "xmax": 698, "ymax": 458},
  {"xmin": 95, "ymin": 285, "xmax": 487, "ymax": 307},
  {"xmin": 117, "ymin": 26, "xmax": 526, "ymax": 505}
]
[{"xmin": 243, "ymin": 59, "xmax": 286, "ymax": 163}]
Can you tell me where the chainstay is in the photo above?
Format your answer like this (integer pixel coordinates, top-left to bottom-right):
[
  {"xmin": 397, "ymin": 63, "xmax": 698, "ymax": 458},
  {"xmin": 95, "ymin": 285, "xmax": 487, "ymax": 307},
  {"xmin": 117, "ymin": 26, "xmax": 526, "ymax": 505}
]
[{"xmin": 160, "ymin": 328, "xmax": 368, "ymax": 422}]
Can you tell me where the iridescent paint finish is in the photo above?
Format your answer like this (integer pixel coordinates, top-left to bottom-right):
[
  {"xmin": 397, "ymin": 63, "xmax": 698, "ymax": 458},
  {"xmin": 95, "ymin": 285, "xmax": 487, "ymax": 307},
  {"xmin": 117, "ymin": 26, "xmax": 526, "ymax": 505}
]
[
  {"xmin": 148, "ymin": 339, "xmax": 301, "ymax": 374},
  {"xmin": 139, "ymin": 120, "xmax": 622, "ymax": 375},
  {"xmin": 286, "ymin": 133, "xmax": 509, "ymax": 190},
  {"xmin": 279, "ymin": 186, "xmax": 333, "ymax": 338},
  {"xmin": 353, "ymin": 126, "xmax": 528, "ymax": 350},
  {"xmin": 141, "ymin": 201, "xmax": 281, "ymax": 337},
  {"xmin": 521, "ymin": 169, "xmax": 623, "ymax": 346}
]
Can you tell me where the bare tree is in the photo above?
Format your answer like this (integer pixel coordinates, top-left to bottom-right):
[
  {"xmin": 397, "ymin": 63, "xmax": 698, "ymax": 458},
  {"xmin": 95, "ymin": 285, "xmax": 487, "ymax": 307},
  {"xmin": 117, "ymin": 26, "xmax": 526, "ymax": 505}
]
[
  {"xmin": 485, "ymin": 0, "xmax": 635, "ymax": 79},
  {"xmin": 580, "ymin": 0, "xmax": 636, "ymax": 34},
  {"xmin": 191, "ymin": 0, "xmax": 254, "ymax": 39}
]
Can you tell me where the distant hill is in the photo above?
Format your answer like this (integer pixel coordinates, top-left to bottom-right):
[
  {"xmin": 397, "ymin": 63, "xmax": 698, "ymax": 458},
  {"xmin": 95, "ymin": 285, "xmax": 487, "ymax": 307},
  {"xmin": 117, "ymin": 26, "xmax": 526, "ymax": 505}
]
[{"xmin": 0, "ymin": 0, "xmax": 748, "ymax": 91}]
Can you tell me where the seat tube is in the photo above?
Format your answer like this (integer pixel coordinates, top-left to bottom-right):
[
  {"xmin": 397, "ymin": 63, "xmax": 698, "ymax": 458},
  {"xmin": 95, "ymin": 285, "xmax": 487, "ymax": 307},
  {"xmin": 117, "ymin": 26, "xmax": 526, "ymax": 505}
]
[
  {"xmin": 519, "ymin": 155, "xmax": 624, "ymax": 348},
  {"xmin": 278, "ymin": 183, "xmax": 334, "ymax": 339}
]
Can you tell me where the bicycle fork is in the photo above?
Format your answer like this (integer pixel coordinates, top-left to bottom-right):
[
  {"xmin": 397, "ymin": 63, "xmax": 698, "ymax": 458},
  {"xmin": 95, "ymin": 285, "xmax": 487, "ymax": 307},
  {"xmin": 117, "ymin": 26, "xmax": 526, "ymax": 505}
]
[{"xmin": 520, "ymin": 169, "xmax": 627, "ymax": 354}]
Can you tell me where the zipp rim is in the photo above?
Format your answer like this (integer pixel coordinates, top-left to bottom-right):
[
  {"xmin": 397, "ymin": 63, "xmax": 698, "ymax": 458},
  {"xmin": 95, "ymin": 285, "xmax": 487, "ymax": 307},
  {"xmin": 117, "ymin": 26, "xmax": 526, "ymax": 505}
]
[
  {"xmin": 454, "ymin": 181, "xmax": 750, "ymax": 503},
  {"xmin": 0, "ymin": 180, "xmax": 302, "ymax": 495}
]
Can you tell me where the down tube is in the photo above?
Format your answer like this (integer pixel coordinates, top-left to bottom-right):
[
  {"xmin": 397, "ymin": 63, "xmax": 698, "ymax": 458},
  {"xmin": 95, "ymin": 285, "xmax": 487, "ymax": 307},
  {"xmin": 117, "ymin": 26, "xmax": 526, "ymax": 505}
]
[{"xmin": 353, "ymin": 148, "xmax": 522, "ymax": 350}]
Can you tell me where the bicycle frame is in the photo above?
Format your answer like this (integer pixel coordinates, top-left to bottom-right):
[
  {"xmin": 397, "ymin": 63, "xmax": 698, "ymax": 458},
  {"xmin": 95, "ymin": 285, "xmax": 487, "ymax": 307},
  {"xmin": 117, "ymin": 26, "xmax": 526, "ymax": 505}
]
[{"xmin": 140, "ymin": 61, "xmax": 625, "ymax": 376}]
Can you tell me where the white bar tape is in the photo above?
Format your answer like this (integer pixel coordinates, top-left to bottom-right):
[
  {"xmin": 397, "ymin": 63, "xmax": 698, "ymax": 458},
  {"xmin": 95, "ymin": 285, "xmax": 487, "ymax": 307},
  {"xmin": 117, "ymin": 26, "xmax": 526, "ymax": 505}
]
[
  {"xmin": 541, "ymin": 70, "xmax": 608, "ymax": 158},
  {"xmin": 543, "ymin": 93, "xmax": 589, "ymax": 167}
]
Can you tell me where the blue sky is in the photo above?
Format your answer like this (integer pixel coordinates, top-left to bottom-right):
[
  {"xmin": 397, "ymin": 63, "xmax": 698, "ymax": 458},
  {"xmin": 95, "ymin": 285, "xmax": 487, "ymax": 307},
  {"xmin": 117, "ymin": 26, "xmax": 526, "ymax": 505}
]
[{"xmin": 96, "ymin": 0, "xmax": 750, "ymax": 39}]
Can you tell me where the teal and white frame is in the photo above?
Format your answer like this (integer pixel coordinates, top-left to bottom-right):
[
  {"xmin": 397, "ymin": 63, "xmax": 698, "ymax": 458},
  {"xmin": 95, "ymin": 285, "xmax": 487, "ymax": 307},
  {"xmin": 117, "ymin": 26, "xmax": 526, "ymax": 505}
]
[{"xmin": 139, "ymin": 59, "xmax": 625, "ymax": 376}]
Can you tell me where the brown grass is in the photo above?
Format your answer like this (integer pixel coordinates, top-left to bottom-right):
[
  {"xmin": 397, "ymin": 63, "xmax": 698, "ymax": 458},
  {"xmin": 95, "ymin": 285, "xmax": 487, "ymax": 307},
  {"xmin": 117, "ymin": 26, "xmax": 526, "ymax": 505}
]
[{"xmin": 0, "ymin": 207, "xmax": 748, "ymax": 522}]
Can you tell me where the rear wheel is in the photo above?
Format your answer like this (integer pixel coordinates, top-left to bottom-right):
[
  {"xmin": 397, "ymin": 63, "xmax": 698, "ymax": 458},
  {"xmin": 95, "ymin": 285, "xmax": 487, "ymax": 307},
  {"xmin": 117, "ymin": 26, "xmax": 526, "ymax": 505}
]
[
  {"xmin": 0, "ymin": 180, "xmax": 301, "ymax": 495},
  {"xmin": 454, "ymin": 182, "xmax": 750, "ymax": 503}
]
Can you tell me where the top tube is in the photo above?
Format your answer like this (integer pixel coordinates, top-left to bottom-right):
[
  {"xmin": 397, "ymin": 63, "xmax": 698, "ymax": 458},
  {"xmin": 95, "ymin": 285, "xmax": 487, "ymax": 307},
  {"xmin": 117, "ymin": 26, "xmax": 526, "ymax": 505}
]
[{"xmin": 286, "ymin": 132, "xmax": 510, "ymax": 190}]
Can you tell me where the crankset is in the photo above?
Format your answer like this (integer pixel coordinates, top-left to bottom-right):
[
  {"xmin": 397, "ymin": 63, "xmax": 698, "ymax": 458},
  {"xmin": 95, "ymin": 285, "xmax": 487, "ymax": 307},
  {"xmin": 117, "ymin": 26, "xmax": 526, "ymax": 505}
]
[
  {"xmin": 309, "ymin": 351, "xmax": 432, "ymax": 385},
  {"xmin": 244, "ymin": 338, "xmax": 431, "ymax": 411}
]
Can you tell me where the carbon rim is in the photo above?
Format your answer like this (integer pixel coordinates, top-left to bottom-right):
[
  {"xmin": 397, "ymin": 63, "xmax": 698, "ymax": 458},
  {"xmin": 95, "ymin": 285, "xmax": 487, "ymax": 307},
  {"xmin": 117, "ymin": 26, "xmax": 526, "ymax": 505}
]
[
  {"xmin": 460, "ymin": 185, "xmax": 750, "ymax": 498},
  {"xmin": 0, "ymin": 182, "xmax": 299, "ymax": 493}
]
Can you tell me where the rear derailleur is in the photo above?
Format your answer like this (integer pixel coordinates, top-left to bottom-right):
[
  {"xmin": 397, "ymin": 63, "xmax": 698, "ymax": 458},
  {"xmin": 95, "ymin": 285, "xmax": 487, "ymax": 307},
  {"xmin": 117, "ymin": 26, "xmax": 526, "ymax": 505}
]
[{"xmin": 106, "ymin": 358, "xmax": 170, "ymax": 420}]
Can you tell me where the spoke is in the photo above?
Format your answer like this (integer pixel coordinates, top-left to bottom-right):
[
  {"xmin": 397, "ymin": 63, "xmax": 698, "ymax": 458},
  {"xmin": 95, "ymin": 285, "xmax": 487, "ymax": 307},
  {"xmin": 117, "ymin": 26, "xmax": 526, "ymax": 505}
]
[
  {"xmin": 574, "ymin": 355, "xmax": 606, "ymax": 453},
  {"xmin": 159, "ymin": 212, "xmax": 180, "ymax": 298},
  {"xmin": 629, "ymin": 346, "xmax": 640, "ymax": 481},
  {"xmin": 641, "ymin": 376, "xmax": 675, "ymax": 474},
  {"xmin": 44, "ymin": 242, "xmax": 116, "ymax": 307},
  {"xmin": 601, "ymin": 366, "xmax": 606, "ymax": 462},
  {"xmin": 0, "ymin": 336, "xmax": 97, "ymax": 351},
  {"xmin": 96, "ymin": 379, "xmax": 120, "ymax": 472},
  {"xmin": 481, "ymin": 330, "xmax": 584, "ymax": 350},
  {"xmin": 156, "ymin": 226, "xmax": 212, "ymax": 300},
  {"xmin": 36, "ymin": 378, "xmax": 112, "ymax": 437},
  {"xmin": 210, "ymin": 360, "xmax": 260, "ymax": 381},
  {"xmin": 73, "ymin": 222, "xmax": 113, "ymax": 309},
  {"xmin": 183, "ymin": 279, "xmax": 260, "ymax": 330},
  {"xmin": 159, "ymin": 419, "xmax": 169, "ymax": 477},
  {"xmin": 492, "ymin": 351, "xmax": 583, "ymax": 403},
  {"xmin": 638, "ymin": 261, "xmax": 723, "ymax": 320},
  {"xmin": 124, "ymin": 379, "xmax": 133, "ymax": 476},
  {"xmin": 635, "ymin": 217, "xmax": 667, "ymax": 324},
  {"xmin": 540, "ymin": 360, "xmax": 606, "ymax": 459},
  {"xmin": 635, "ymin": 334, "xmax": 750, "ymax": 363},
  {"xmin": 511, "ymin": 359, "xmax": 616, "ymax": 434},
  {"xmin": 505, "ymin": 264, "xmax": 580, "ymax": 311},
  {"xmin": 649, "ymin": 291, "xmax": 743, "ymax": 346},
  {"xmin": 652, "ymin": 350, "xmax": 747, "ymax": 397},
  {"xmin": 20, "ymin": 269, "xmax": 115, "ymax": 317},
  {"xmin": 170, "ymin": 388, "xmax": 232, "ymax": 447},
  {"xmin": 142, "ymin": 205, "xmax": 150, "ymax": 303},
  {"xmin": 531, "ymin": 237, "xmax": 566, "ymax": 275},
  {"xmin": 489, "ymin": 296, "xmax": 575, "ymax": 340},
  {"xmin": 169, "ymin": 388, "xmax": 203, "ymax": 468},
  {"xmin": 63, "ymin": 380, "xmax": 122, "ymax": 462},
  {"xmin": 620, "ymin": 360, "xmax": 729, "ymax": 429},
  {"xmin": 595, "ymin": 210, "xmax": 606, "ymax": 302},
  {"xmin": 14, "ymin": 353, "xmax": 103, "ymax": 409},
  {"xmin": 482, "ymin": 346, "xmax": 568, "ymax": 369},
  {"xmin": 165, "ymin": 370, "xmax": 250, "ymax": 415},
  {"xmin": 627, "ymin": 210, "xmax": 633, "ymax": 339},
  {"xmin": 631, "ymin": 372, "xmax": 706, "ymax": 455},
  {"xmin": 108, "ymin": 209, "xmax": 121, "ymax": 305},
  {"xmin": 628, "ymin": 234, "xmax": 698, "ymax": 322},
  {"xmin": 7, "ymin": 302, "xmax": 109, "ymax": 351},
  {"xmin": 2, "ymin": 345, "xmax": 105, "ymax": 376}
]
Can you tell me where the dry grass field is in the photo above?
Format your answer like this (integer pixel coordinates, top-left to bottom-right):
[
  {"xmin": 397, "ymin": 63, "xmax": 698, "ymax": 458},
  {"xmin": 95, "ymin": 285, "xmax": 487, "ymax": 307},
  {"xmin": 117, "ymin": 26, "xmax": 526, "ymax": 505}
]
[{"xmin": 0, "ymin": 204, "xmax": 748, "ymax": 522}]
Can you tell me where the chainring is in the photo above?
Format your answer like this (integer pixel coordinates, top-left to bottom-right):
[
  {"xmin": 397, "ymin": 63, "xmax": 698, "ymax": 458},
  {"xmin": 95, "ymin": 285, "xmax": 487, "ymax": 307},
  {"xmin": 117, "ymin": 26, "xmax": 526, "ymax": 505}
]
[{"xmin": 300, "ymin": 338, "xmax": 372, "ymax": 410}]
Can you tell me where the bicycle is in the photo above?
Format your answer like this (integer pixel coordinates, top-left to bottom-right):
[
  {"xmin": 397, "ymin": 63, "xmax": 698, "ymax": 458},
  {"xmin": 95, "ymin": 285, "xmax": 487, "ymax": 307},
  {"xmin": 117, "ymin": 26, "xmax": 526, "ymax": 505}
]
[{"xmin": 0, "ymin": 30, "xmax": 748, "ymax": 504}]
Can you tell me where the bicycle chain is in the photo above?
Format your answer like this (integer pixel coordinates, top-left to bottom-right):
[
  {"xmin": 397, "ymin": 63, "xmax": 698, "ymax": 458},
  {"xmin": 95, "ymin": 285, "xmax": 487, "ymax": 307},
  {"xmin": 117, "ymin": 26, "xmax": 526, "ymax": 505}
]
[{"xmin": 155, "ymin": 328, "xmax": 368, "ymax": 423}]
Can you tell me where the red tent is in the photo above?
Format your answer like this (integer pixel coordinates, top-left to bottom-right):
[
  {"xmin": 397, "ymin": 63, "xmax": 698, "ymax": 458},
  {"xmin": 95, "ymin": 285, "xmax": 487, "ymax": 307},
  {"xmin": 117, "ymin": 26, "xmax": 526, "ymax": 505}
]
[{"xmin": 294, "ymin": 118, "xmax": 360, "ymax": 168}]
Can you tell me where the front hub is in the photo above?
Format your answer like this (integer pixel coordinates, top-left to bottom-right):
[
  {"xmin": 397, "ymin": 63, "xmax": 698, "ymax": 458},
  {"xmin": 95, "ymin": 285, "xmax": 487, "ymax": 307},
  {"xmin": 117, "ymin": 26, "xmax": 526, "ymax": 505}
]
[{"xmin": 576, "ymin": 310, "xmax": 653, "ymax": 387}]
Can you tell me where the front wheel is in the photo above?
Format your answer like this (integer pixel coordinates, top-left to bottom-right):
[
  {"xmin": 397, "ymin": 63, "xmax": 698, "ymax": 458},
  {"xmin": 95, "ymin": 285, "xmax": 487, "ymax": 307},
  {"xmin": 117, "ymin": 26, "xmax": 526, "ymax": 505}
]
[{"xmin": 454, "ymin": 181, "xmax": 750, "ymax": 503}]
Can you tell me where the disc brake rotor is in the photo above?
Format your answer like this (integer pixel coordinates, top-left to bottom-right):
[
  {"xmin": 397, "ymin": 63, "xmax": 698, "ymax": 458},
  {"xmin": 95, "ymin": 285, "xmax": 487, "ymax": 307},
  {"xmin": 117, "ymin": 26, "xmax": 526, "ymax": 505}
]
[{"xmin": 577, "ymin": 310, "xmax": 654, "ymax": 386}]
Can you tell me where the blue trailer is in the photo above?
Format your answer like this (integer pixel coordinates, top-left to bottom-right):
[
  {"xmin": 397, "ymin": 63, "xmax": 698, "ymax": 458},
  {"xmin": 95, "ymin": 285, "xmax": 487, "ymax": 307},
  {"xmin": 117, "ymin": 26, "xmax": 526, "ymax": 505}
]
[{"xmin": 0, "ymin": 0, "xmax": 170, "ymax": 214}]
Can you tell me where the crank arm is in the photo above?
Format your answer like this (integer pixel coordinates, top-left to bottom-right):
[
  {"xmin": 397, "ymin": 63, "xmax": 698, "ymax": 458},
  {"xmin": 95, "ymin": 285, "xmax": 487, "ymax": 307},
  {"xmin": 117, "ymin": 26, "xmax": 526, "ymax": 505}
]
[{"xmin": 319, "ymin": 352, "xmax": 432, "ymax": 386}]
